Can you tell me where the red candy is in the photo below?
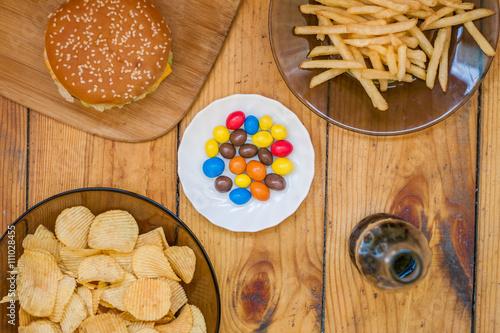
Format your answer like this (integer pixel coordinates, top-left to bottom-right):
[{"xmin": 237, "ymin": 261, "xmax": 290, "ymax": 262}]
[
  {"xmin": 271, "ymin": 140, "xmax": 293, "ymax": 157},
  {"xmin": 226, "ymin": 111, "xmax": 245, "ymax": 130}
]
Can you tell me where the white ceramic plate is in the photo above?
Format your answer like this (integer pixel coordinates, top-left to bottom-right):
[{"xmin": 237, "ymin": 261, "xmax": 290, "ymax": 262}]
[{"xmin": 178, "ymin": 94, "xmax": 315, "ymax": 232}]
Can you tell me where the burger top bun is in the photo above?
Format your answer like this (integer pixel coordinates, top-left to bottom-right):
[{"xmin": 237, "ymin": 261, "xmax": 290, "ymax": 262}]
[{"xmin": 45, "ymin": 0, "xmax": 172, "ymax": 108}]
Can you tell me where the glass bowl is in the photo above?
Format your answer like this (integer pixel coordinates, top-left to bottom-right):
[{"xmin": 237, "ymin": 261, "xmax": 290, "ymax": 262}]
[
  {"xmin": 0, "ymin": 188, "xmax": 220, "ymax": 332},
  {"xmin": 269, "ymin": 0, "xmax": 499, "ymax": 135}
]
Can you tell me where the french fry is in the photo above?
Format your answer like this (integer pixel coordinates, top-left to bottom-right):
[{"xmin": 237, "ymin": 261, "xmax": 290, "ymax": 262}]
[
  {"xmin": 439, "ymin": 0, "xmax": 475, "ymax": 10},
  {"xmin": 317, "ymin": 10, "xmax": 359, "ymax": 24},
  {"xmin": 310, "ymin": 69, "xmax": 348, "ymax": 88},
  {"xmin": 316, "ymin": 0, "xmax": 365, "ymax": 9},
  {"xmin": 410, "ymin": 59, "xmax": 426, "ymax": 68},
  {"xmin": 346, "ymin": 18, "xmax": 418, "ymax": 35},
  {"xmin": 397, "ymin": 44, "xmax": 408, "ymax": 81},
  {"xmin": 399, "ymin": 36, "xmax": 419, "ymax": 48},
  {"xmin": 295, "ymin": 25, "xmax": 348, "ymax": 35},
  {"xmin": 308, "ymin": 45, "xmax": 340, "ymax": 57},
  {"xmin": 426, "ymin": 27, "xmax": 448, "ymax": 88},
  {"xmin": 456, "ymin": 9, "xmax": 496, "ymax": 56},
  {"xmin": 361, "ymin": 69, "xmax": 413, "ymax": 82},
  {"xmin": 438, "ymin": 26, "xmax": 452, "ymax": 91},
  {"xmin": 373, "ymin": 8, "xmax": 400, "ymax": 19},
  {"xmin": 423, "ymin": 9, "xmax": 495, "ymax": 30},
  {"xmin": 386, "ymin": 46, "xmax": 398, "ymax": 74},
  {"xmin": 420, "ymin": 6, "xmax": 455, "ymax": 30},
  {"xmin": 394, "ymin": 14, "xmax": 434, "ymax": 56},
  {"xmin": 406, "ymin": 48, "xmax": 427, "ymax": 62},
  {"xmin": 407, "ymin": 64, "xmax": 427, "ymax": 80},
  {"xmin": 346, "ymin": 5, "xmax": 384, "ymax": 15},
  {"xmin": 344, "ymin": 35, "xmax": 401, "ymax": 47},
  {"xmin": 299, "ymin": 59, "xmax": 364, "ymax": 69},
  {"xmin": 366, "ymin": 0, "xmax": 410, "ymax": 13},
  {"xmin": 367, "ymin": 50, "xmax": 388, "ymax": 91},
  {"xmin": 407, "ymin": 10, "xmax": 433, "ymax": 19}
]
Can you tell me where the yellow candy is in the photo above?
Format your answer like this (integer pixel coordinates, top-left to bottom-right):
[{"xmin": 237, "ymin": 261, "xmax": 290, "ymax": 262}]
[
  {"xmin": 213, "ymin": 126, "xmax": 230, "ymax": 143},
  {"xmin": 259, "ymin": 115, "xmax": 273, "ymax": 131},
  {"xmin": 271, "ymin": 124, "xmax": 287, "ymax": 140},
  {"xmin": 234, "ymin": 174, "xmax": 252, "ymax": 188},
  {"xmin": 205, "ymin": 139, "xmax": 219, "ymax": 158},
  {"xmin": 272, "ymin": 158, "xmax": 294, "ymax": 175},
  {"xmin": 252, "ymin": 131, "xmax": 274, "ymax": 148}
]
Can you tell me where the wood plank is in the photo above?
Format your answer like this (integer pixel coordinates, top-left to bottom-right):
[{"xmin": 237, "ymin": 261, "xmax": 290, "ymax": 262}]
[
  {"xmin": 178, "ymin": 0, "xmax": 328, "ymax": 331},
  {"xmin": 0, "ymin": 0, "xmax": 241, "ymax": 142},
  {"xmin": 324, "ymin": 97, "xmax": 478, "ymax": 331},
  {"xmin": 0, "ymin": 96, "xmax": 27, "ymax": 233},
  {"xmin": 476, "ymin": 52, "xmax": 500, "ymax": 332}
]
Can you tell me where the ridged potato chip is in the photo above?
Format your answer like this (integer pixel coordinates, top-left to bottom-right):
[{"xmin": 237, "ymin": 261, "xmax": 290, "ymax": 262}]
[
  {"xmin": 154, "ymin": 311, "xmax": 175, "ymax": 325},
  {"xmin": 78, "ymin": 254, "xmax": 125, "ymax": 284},
  {"xmin": 34, "ymin": 225, "xmax": 56, "ymax": 240},
  {"xmin": 76, "ymin": 285, "xmax": 93, "ymax": 317},
  {"xmin": 132, "ymin": 245, "xmax": 179, "ymax": 281},
  {"xmin": 79, "ymin": 313, "xmax": 129, "ymax": 333},
  {"xmin": 127, "ymin": 321, "xmax": 155, "ymax": 333},
  {"xmin": 107, "ymin": 252, "xmax": 133, "ymax": 273},
  {"xmin": 119, "ymin": 311, "xmax": 141, "ymax": 322},
  {"xmin": 123, "ymin": 278, "xmax": 172, "ymax": 321},
  {"xmin": 55, "ymin": 206, "xmax": 95, "ymax": 248},
  {"xmin": 22, "ymin": 234, "xmax": 60, "ymax": 259},
  {"xmin": 190, "ymin": 304, "xmax": 207, "ymax": 333},
  {"xmin": 18, "ymin": 319, "xmax": 62, "ymax": 333},
  {"xmin": 163, "ymin": 279, "xmax": 188, "ymax": 314},
  {"xmin": 155, "ymin": 304, "xmax": 193, "ymax": 333},
  {"xmin": 135, "ymin": 227, "xmax": 169, "ymax": 249},
  {"xmin": 60, "ymin": 247, "xmax": 101, "ymax": 272},
  {"xmin": 136, "ymin": 329, "xmax": 159, "ymax": 333},
  {"xmin": 164, "ymin": 246, "xmax": 196, "ymax": 283},
  {"xmin": 91, "ymin": 286, "xmax": 106, "ymax": 315},
  {"xmin": 18, "ymin": 250, "xmax": 64, "ymax": 317},
  {"xmin": 88, "ymin": 210, "xmax": 139, "ymax": 253},
  {"xmin": 49, "ymin": 275, "xmax": 77, "ymax": 322},
  {"xmin": 18, "ymin": 307, "xmax": 37, "ymax": 327},
  {"xmin": 101, "ymin": 272, "xmax": 137, "ymax": 311},
  {"xmin": 60, "ymin": 293, "xmax": 88, "ymax": 333}
]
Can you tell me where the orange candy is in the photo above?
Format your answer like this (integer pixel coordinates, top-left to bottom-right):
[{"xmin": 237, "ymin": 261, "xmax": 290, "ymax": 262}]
[
  {"xmin": 246, "ymin": 160, "xmax": 267, "ymax": 181},
  {"xmin": 229, "ymin": 156, "xmax": 246, "ymax": 175},
  {"xmin": 250, "ymin": 182, "xmax": 270, "ymax": 201}
]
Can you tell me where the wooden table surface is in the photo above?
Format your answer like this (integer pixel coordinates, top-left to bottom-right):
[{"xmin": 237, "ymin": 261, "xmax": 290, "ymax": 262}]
[{"xmin": 1, "ymin": 0, "xmax": 500, "ymax": 332}]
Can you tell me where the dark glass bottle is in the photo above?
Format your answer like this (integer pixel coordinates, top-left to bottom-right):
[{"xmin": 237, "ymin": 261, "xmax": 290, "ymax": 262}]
[{"xmin": 349, "ymin": 213, "xmax": 432, "ymax": 291}]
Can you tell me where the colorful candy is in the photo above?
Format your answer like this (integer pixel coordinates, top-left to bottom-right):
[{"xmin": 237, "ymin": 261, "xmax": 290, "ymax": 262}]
[
  {"xmin": 229, "ymin": 156, "xmax": 246, "ymax": 175},
  {"xmin": 235, "ymin": 174, "xmax": 252, "ymax": 188},
  {"xmin": 264, "ymin": 173, "xmax": 286, "ymax": 191},
  {"xmin": 246, "ymin": 160, "xmax": 267, "ymax": 181},
  {"xmin": 239, "ymin": 144, "xmax": 258, "ymax": 158},
  {"xmin": 250, "ymin": 182, "xmax": 270, "ymax": 201},
  {"xmin": 272, "ymin": 157, "xmax": 294, "ymax": 176},
  {"xmin": 205, "ymin": 139, "xmax": 219, "ymax": 158},
  {"xmin": 259, "ymin": 115, "xmax": 273, "ymax": 130},
  {"xmin": 215, "ymin": 176, "xmax": 232, "ymax": 193},
  {"xmin": 271, "ymin": 124, "xmax": 287, "ymax": 140},
  {"xmin": 252, "ymin": 131, "xmax": 274, "ymax": 148},
  {"xmin": 203, "ymin": 157, "xmax": 225, "ymax": 178},
  {"xmin": 229, "ymin": 188, "xmax": 252, "ymax": 205},
  {"xmin": 258, "ymin": 148, "xmax": 273, "ymax": 165},
  {"xmin": 213, "ymin": 126, "xmax": 230, "ymax": 143},
  {"xmin": 219, "ymin": 143, "xmax": 236, "ymax": 159},
  {"xmin": 226, "ymin": 111, "xmax": 245, "ymax": 130},
  {"xmin": 244, "ymin": 115, "xmax": 259, "ymax": 135},
  {"xmin": 230, "ymin": 129, "xmax": 247, "ymax": 146},
  {"xmin": 271, "ymin": 140, "xmax": 293, "ymax": 157}
]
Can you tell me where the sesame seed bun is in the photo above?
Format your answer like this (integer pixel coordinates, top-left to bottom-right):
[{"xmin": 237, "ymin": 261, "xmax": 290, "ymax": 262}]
[{"xmin": 44, "ymin": 0, "xmax": 172, "ymax": 111}]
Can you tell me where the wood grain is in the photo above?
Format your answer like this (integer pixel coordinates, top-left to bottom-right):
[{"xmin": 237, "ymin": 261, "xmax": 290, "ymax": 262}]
[
  {"xmin": 0, "ymin": 0, "xmax": 241, "ymax": 142},
  {"xmin": 324, "ymin": 96, "xmax": 478, "ymax": 332},
  {"xmin": 178, "ymin": 1, "xmax": 327, "ymax": 331},
  {"xmin": 0, "ymin": 97, "xmax": 27, "ymax": 232},
  {"xmin": 476, "ymin": 50, "xmax": 500, "ymax": 332}
]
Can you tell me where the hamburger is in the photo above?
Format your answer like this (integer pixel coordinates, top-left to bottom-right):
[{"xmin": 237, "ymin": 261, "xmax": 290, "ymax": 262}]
[{"xmin": 44, "ymin": 0, "xmax": 172, "ymax": 111}]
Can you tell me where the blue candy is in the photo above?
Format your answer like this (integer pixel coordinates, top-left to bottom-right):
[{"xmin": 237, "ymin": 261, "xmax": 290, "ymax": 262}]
[
  {"xmin": 229, "ymin": 188, "xmax": 252, "ymax": 205},
  {"xmin": 203, "ymin": 157, "xmax": 225, "ymax": 178},
  {"xmin": 244, "ymin": 115, "xmax": 259, "ymax": 135}
]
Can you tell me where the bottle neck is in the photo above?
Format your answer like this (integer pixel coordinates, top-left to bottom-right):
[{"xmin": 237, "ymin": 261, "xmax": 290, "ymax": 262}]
[{"xmin": 387, "ymin": 249, "xmax": 423, "ymax": 284}]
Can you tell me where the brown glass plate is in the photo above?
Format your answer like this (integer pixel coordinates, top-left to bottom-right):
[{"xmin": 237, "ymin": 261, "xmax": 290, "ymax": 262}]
[{"xmin": 269, "ymin": 0, "xmax": 499, "ymax": 135}]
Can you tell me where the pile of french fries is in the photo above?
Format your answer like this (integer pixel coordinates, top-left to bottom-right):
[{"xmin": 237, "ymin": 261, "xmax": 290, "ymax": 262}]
[{"xmin": 295, "ymin": 0, "xmax": 496, "ymax": 111}]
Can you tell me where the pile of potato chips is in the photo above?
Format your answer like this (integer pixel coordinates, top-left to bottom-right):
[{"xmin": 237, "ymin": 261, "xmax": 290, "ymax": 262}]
[{"xmin": 2, "ymin": 206, "xmax": 207, "ymax": 333}]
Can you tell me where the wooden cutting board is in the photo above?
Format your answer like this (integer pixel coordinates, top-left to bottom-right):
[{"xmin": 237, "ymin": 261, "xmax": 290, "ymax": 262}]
[{"xmin": 0, "ymin": 0, "xmax": 241, "ymax": 142}]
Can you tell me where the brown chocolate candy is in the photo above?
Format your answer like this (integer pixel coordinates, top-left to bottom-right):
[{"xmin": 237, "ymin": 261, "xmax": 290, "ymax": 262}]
[
  {"xmin": 258, "ymin": 148, "xmax": 273, "ymax": 165},
  {"xmin": 239, "ymin": 144, "xmax": 258, "ymax": 158},
  {"xmin": 219, "ymin": 143, "xmax": 236, "ymax": 159},
  {"xmin": 230, "ymin": 129, "xmax": 247, "ymax": 146},
  {"xmin": 264, "ymin": 173, "xmax": 286, "ymax": 191},
  {"xmin": 214, "ymin": 175, "xmax": 233, "ymax": 193}
]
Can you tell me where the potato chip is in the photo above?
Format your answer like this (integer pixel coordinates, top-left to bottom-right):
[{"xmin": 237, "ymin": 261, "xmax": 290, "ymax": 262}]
[
  {"xmin": 101, "ymin": 272, "xmax": 137, "ymax": 311},
  {"xmin": 164, "ymin": 246, "xmax": 196, "ymax": 284},
  {"xmin": 136, "ymin": 329, "xmax": 159, "ymax": 333},
  {"xmin": 162, "ymin": 279, "xmax": 188, "ymax": 314},
  {"xmin": 18, "ymin": 250, "xmax": 64, "ymax": 317},
  {"xmin": 49, "ymin": 275, "xmax": 77, "ymax": 322},
  {"xmin": 60, "ymin": 293, "xmax": 88, "ymax": 333},
  {"xmin": 78, "ymin": 254, "xmax": 125, "ymax": 284},
  {"xmin": 123, "ymin": 278, "xmax": 172, "ymax": 321},
  {"xmin": 55, "ymin": 206, "xmax": 95, "ymax": 248},
  {"xmin": 132, "ymin": 245, "xmax": 180, "ymax": 281},
  {"xmin": 107, "ymin": 252, "xmax": 134, "ymax": 273},
  {"xmin": 18, "ymin": 319, "xmax": 62, "ymax": 333},
  {"xmin": 154, "ymin": 311, "xmax": 175, "ymax": 325},
  {"xmin": 60, "ymin": 247, "xmax": 102, "ymax": 272},
  {"xmin": 79, "ymin": 313, "xmax": 129, "ymax": 333},
  {"xmin": 18, "ymin": 307, "xmax": 37, "ymax": 327},
  {"xmin": 136, "ymin": 227, "xmax": 169, "ymax": 249},
  {"xmin": 22, "ymin": 235, "xmax": 59, "ymax": 259},
  {"xmin": 76, "ymin": 285, "xmax": 93, "ymax": 317},
  {"xmin": 88, "ymin": 210, "xmax": 139, "ymax": 253},
  {"xmin": 154, "ymin": 304, "xmax": 193, "ymax": 333},
  {"xmin": 119, "ymin": 311, "xmax": 141, "ymax": 322},
  {"xmin": 127, "ymin": 321, "xmax": 155, "ymax": 333},
  {"xmin": 190, "ymin": 304, "xmax": 207, "ymax": 333},
  {"xmin": 91, "ymin": 285, "xmax": 106, "ymax": 315},
  {"xmin": 34, "ymin": 225, "xmax": 56, "ymax": 240}
]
